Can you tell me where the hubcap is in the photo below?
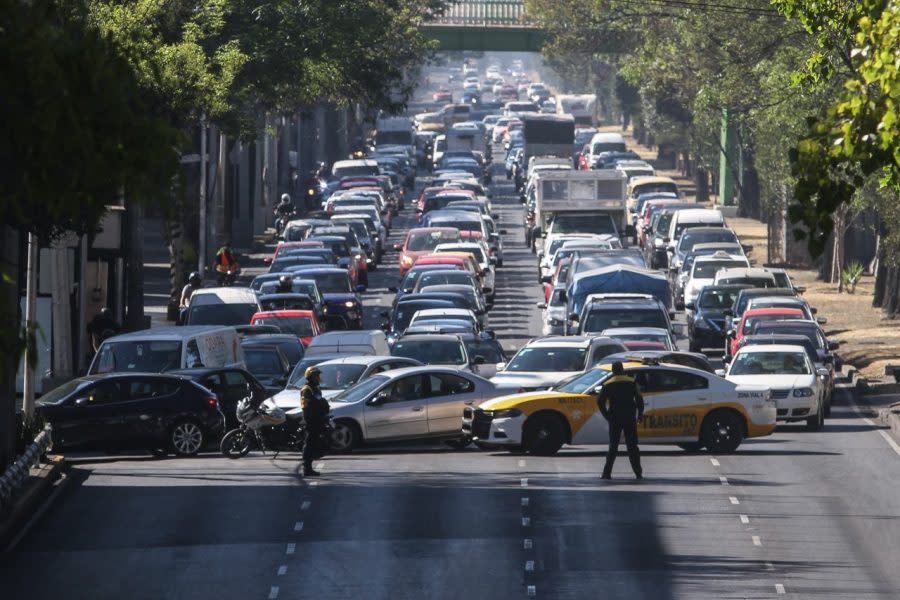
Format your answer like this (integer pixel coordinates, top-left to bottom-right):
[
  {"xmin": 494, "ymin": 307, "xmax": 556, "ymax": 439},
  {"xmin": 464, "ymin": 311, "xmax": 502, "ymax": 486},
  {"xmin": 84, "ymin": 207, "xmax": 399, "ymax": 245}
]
[
  {"xmin": 331, "ymin": 425, "xmax": 352, "ymax": 450},
  {"xmin": 173, "ymin": 423, "xmax": 203, "ymax": 454}
]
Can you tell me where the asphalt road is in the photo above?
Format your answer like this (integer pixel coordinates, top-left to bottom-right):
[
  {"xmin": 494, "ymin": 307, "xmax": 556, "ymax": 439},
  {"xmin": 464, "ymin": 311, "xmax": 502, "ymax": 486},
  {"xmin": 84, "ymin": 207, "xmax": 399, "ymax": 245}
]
[{"xmin": 3, "ymin": 147, "xmax": 900, "ymax": 600}]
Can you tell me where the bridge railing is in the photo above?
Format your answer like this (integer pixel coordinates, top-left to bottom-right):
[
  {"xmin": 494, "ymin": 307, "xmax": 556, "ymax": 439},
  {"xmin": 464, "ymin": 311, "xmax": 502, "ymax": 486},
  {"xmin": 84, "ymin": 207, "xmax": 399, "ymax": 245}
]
[{"xmin": 430, "ymin": 0, "xmax": 529, "ymax": 26}]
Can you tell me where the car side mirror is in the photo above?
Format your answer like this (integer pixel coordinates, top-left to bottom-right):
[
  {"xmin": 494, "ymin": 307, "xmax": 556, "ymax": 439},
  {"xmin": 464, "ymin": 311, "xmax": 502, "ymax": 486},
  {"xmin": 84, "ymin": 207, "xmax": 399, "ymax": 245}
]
[
  {"xmin": 387, "ymin": 286, "xmax": 398, "ymax": 293},
  {"xmin": 714, "ymin": 369, "xmax": 726, "ymax": 377},
  {"xmin": 816, "ymin": 317, "xmax": 828, "ymax": 325},
  {"xmin": 685, "ymin": 302, "xmax": 696, "ymax": 311},
  {"xmin": 539, "ymin": 275, "xmax": 552, "ymax": 284},
  {"xmin": 263, "ymin": 257, "xmax": 272, "ymax": 264},
  {"xmin": 795, "ymin": 285, "xmax": 806, "ymax": 294},
  {"xmin": 726, "ymin": 329, "xmax": 736, "ymax": 338},
  {"xmin": 472, "ymin": 355, "xmax": 486, "ymax": 365},
  {"xmin": 827, "ymin": 341, "xmax": 840, "ymax": 351},
  {"xmin": 496, "ymin": 362, "xmax": 506, "ymax": 371},
  {"xmin": 569, "ymin": 313, "xmax": 580, "ymax": 322},
  {"xmin": 393, "ymin": 243, "xmax": 403, "ymax": 251},
  {"xmin": 741, "ymin": 244, "xmax": 754, "ymax": 255},
  {"xmin": 380, "ymin": 321, "xmax": 389, "ymax": 331},
  {"xmin": 356, "ymin": 284, "xmax": 367, "ymax": 293},
  {"xmin": 816, "ymin": 367, "xmax": 830, "ymax": 377},
  {"xmin": 810, "ymin": 307, "xmax": 818, "ymax": 314},
  {"xmin": 368, "ymin": 391, "xmax": 389, "ymax": 406},
  {"xmin": 536, "ymin": 302, "xmax": 547, "ymax": 309},
  {"xmin": 73, "ymin": 397, "xmax": 90, "ymax": 407}
]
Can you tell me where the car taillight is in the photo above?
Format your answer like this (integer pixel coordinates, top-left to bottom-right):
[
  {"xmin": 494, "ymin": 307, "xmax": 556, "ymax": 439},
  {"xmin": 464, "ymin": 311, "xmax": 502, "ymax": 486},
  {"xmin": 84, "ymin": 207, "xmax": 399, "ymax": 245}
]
[{"xmin": 207, "ymin": 397, "xmax": 219, "ymax": 408}]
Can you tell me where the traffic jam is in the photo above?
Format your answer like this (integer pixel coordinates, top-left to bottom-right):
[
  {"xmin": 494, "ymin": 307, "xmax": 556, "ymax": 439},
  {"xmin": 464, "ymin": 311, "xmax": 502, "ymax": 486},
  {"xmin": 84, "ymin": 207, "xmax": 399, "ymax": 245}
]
[{"xmin": 36, "ymin": 58, "xmax": 843, "ymax": 460}]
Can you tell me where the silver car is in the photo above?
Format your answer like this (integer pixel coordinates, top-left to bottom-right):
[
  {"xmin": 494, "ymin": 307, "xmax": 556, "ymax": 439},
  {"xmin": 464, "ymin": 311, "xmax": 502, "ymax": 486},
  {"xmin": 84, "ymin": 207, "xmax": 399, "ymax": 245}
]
[
  {"xmin": 272, "ymin": 356, "xmax": 422, "ymax": 404},
  {"xmin": 327, "ymin": 366, "xmax": 497, "ymax": 451}
]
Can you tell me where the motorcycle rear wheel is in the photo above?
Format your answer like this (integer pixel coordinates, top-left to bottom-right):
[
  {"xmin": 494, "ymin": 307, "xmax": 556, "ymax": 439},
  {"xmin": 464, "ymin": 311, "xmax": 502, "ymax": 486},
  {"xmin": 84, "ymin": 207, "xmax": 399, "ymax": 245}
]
[{"xmin": 220, "ymin": 429, "xmax": 253, "ymax": 458}]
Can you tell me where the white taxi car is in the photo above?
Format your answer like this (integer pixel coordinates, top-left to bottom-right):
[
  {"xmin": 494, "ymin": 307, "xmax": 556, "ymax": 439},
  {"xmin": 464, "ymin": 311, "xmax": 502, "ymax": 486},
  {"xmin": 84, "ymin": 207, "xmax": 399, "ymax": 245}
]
[
  {"xmin": 722, "ymin": 344, "xmax": 827, "ymax": 431},
  {"xmin": 464, "ymin": 359, "xmax": 775, "ymax": 455}
]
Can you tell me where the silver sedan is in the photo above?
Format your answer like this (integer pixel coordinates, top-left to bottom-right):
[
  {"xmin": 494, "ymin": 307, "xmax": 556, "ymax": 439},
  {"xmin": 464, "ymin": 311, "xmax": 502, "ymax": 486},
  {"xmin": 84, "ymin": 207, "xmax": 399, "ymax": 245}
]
[{"xmin": 327, "ymin": 366, "xmax": 497, "ymax": 451}]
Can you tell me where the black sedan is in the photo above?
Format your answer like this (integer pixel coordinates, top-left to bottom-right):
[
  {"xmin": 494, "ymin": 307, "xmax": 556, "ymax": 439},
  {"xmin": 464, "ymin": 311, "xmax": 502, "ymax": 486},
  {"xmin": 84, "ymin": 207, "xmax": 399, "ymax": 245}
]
[
  {"xmin": 172, "ymin": 367, "xmax": 268, "ymax": 428},
  {"xmin": 36, "ymin": 374, "xmax": 225, "ymax": 456}
]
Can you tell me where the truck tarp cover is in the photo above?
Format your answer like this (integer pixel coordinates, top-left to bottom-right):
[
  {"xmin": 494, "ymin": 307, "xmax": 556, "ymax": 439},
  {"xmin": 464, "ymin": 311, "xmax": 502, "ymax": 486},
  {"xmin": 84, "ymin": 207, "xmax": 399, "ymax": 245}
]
[
  {"xmin": 569, "ymin": 265, "xmax": 671, "ymax": 316},
  {"xmin": 523, "ymin": 115, "xmax": 575, "ymax": 145}
]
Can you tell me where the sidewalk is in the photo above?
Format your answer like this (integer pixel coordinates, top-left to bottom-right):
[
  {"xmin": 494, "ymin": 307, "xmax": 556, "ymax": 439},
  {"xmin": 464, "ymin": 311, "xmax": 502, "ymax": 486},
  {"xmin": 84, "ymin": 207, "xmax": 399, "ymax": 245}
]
[
  {"xmin": 0, "ymin": 455, "xmax": 67, "ymax": 552},
  {"xmin": 599, "ymin": 124, "xmax": 900, "ymax": 381}
]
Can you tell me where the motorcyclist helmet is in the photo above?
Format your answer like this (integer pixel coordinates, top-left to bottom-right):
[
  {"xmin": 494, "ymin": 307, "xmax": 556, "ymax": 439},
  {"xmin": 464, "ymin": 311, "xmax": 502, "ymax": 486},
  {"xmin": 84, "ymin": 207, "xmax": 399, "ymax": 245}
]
[
  {"xmin": 188, "ymin": 271, "xmax": 201, "ymax": 286},
  {"xmin": 278, "ymin": 275, "xmax": 293, "ymax": 290},
  {"xmin": 280, "ymin": 193, "xmax": 291, "ymax": 205}
]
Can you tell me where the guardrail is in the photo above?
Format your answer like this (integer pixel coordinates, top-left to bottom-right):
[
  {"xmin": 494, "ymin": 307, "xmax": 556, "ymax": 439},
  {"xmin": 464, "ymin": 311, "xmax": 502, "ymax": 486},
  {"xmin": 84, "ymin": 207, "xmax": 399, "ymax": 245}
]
[
  {"xmin": 431, "ymin": 0, "xmax": 528, "ymax": 26},
  {"xmin": 0, "ymin": 424, "xmax": 53, "ymax": 515}
]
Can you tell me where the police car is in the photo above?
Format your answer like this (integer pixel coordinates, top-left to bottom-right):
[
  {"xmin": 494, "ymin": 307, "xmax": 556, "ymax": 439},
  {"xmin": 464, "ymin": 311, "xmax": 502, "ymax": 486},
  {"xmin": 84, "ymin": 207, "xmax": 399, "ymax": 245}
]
[{"xmin": 463, "ymin": 358, "xmax": 775, "ymax": 455}]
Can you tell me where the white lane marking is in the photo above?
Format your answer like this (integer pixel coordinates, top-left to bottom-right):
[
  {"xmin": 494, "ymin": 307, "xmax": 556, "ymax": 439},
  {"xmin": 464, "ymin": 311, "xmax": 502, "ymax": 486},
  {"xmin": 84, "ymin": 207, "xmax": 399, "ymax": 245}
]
[
  {"xmin": 775, "ymin": 583, "xmax": 786, "ymax": 594},
  {"xmin": 752, "ymin": 536, "xmax": 762, "ymax": 546},
  {"xmin": 268, "ymin": 586, "xmax": 280, "ymax": 599},
  {"xmin": 710, "ymin": 458, "xmax": 720, "ymax": 467},
  {"xmin": 301, "ymin": 500, "xmax": 311, "ymax": 510},
  {"xmin": 521, "ymin": 497, "xmax": 530, "ymax": 507},
  {"xmin": 525, "ymin": 560, "xmax": 535, "ymax": 572},
  {"xmin": 522, "ymin": 517, "xmax": 531, "ymax": 527},
  {"xmin": 729, "ymin": 496, "xmax": 740, "ymax": 505},
  {"xmin": 719, "ymin": 476, "xmax": 729, "ymax": 486},
  {"xmin": 524, "ymin": 538, "xmax": 533, "ymax": 549},
  {"xmin": 518, "ymin": 459, "xmax": 527, "ymax": 467},
  {"xmin": 739, "ymin": 514, "xmax": 750, "ymax": 524},
  {"xmin": 851, "ymin": 399, "xmax": 900, "ymax": 456},
  {"xmin": 294, "ymin": 521, "xmax": 304, "ymax": 532},
  {"xmin": 309, "ymin": 480, "xmax": 319, "ymax": 487},
  {"xmin": 314, "ymin": 462, "xmax": 325, "ymax": 471},
  {"xmin": 765, "ymin": 561, "xmax": 775, "ymax": 571},
  {"xmin": 521, "ymin": 478, "xmax": 529, "ymax": 487},
  {"xmin": 286, "ymin": 543, "xmax": 296, "ymax": 555},
  {"xmin": 527, "ymin": 584, "xmax": 537, "ymax": 597},
  {"xmin": 277, "ymin": 565, "xmax": 287, "ymax": 576}
]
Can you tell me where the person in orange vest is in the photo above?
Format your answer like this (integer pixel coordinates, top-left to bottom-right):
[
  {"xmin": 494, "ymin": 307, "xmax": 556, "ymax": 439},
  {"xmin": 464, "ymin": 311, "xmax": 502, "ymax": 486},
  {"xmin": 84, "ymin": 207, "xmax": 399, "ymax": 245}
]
[{"xmin": 215, "ymin": 243, "xmax": 239, "ymax": 285}]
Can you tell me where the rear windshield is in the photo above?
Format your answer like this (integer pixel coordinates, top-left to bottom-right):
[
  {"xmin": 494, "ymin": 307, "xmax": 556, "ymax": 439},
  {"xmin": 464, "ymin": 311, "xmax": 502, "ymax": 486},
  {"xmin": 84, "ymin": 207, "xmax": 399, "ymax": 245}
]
[
  {"xmin": 254, "ymin": 315, "xmax": 313, "ymax": 337},
  {"xmin": 334, "ymin": 165, "xmax": 379, "ymax": 178},
  {"xmin": 698, "ymin": 288, "xmax": 742, "ymax": 309},
  {"xmin": 92, "ymin": 340, "xmax": 182, "ymax": 374},
  {"xmin": 244, "ymin": 349, "xmax": 285, "ymax": 376},
  {"xmin": 552, "ymin": 214, "xmax": 617, "ymax": 235},
  {"xmin": 694, "ymin": 260, "xmax": 748, "ymax": 279},
  {"xmin": 187, "ymin": 304, "xmax": 258, "ymax": 326},
  {"xmin": 583, "ymin": 308, "xmax": 667, "ymax": 333},
  {"xmin": 391, "ymin": 339, "xmax": 466, "ymax": 365},
  {"xmin": 311, "ymin": 272, "xmax": 353, "ymax": 294},
  {"xmin": 407, "ymin": 230, "xmax": 459, "ymax": 252}
]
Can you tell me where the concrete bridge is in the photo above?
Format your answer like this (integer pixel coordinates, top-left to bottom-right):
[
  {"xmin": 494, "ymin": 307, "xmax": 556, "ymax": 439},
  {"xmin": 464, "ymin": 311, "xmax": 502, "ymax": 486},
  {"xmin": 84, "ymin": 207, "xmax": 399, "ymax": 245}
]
[{"xmin": 422, "ymin": 0, "xmax": 544, "ymax": 52}]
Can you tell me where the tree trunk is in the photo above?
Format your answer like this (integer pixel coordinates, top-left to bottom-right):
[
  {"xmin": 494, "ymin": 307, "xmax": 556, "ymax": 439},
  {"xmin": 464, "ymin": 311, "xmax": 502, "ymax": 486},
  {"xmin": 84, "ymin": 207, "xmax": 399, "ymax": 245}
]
[
  {"xmin": 885, "ymin": 267, "xmax": 900, "ymax": 317},
  {"xmin": 695, "ymin": 167, "xmax": 709, "ymax": 203},
  {"xmin": 0, "ymin": 227, "xmax": 22, "ymax": 468}
]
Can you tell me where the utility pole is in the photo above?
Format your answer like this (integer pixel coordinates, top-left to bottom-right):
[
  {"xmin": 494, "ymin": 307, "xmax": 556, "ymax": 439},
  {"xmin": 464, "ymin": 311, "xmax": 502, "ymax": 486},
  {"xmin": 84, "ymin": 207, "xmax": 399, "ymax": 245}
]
[
  {"xmin": 125, "ymin": 198, "xmax": 146, "ymax": 331},
  {"xmin": 21, "ymin": 233, "xmax": 37, "ymax": 421},
  {"xmin": 199, "ymin": 115, "xmax": 208, "ymax": 277}
]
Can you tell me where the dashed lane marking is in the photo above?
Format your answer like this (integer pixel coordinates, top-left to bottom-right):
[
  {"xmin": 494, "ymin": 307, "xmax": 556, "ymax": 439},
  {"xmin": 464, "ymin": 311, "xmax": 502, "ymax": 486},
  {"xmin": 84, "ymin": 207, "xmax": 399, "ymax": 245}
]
[
  {"xmin": 268, "ymin": 586, "xmax": 280, "ymax": 599},
  {"xmin": 765, "ymin": 561, "xmax": 775, "ymax": 571},
  {"xmin": 740, "ymin": 514, "xmax": 750, "ymax": 524},
  {"xmin": 522, "ymin": 517, "xmax": 531, "ymax": 527},
  {"xmin": 752, "ymin": 536, "xmax": 762, "ymax": 546},
  {"xmin": 521, "ymin": 497, "xmax": 530, "ymax": 507},
  {"xmin": 301, "ymin": 500, "xmax": 311, "ymax": 510},
  {"xmin": 286, "ymin": 543, "xmax": 296, "ymax": 555},
  {"xmin": 729, "ymin": 496, "xmax": 740, "ymax": 505},
  {"xmin": 520, "ymin": 478, "xmax": 528, "ymax": 487},
  {"xmin": 775, "ymin": 584, "xmax": 786, "ymax": 594},
  {"xmin": 525, "ymin": 560, "xmax": 535, "ymax": 572},
  {"xmin": 527, "ymin": 584, "xmax": 536, "ymax": 597},
  {"xmin": 518, "ymin": 459, "xmax": 526, "ymax": 467},
  {"xmin": 294, "ymin": 521, "xmax": 304, "ymax": 532},
  {"xmin": 719, "ymin": 476, "xmax": 729, "ymax": 486},
  {"xmin": 710, "ymin": 458, "xmax": 720, "ymax": 467},
  {"xmin": 524, "ymin": 538, "xmax": 533, "ymax": 549},
  {"xmin": 277, "ymin": 566, "xmax": 287, "ymax": 576}
]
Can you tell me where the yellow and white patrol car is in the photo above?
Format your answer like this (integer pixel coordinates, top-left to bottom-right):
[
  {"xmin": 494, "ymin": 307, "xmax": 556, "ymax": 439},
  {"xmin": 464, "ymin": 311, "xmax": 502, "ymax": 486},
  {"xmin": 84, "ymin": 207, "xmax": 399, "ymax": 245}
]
[{"xmin": 462, "ymin": 359, "xmax": 775, "ymax": 455}]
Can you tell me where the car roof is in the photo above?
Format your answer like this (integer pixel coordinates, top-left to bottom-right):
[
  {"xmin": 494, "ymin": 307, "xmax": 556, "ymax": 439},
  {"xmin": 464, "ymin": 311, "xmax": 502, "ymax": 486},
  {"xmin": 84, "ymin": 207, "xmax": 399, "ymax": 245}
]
[
  {"xmin": 717, "ymin": 267, "xmax": 775, "ymax": 278},
  {"xmin": 103, "ymin": 325, "xmax": 236, "ymax": 341},
  {"xmin": 252, "ymin": 310, "xmax": 314, "ymax": 318},
  {"xmin": 735, "ymin": 344, "xmax": 809, "ymax": 354},
  {"xmin": 191, "ymin": 287, "xmax": 258, "ymax": 303},
  {"xmin": 413, "ymin": 308, "xmax": 475, "ymax": 317},
  {"xmin": 314, "ymin": 355, "xmax": 416, "ymax": 367},
  {"xmin": 743, "ymin": 307, "xmax": 804, "ymax": 316},
  {"xmin": 525, "ymin": 336, "xmax": 601, "ymax": 348},
  {"xmin": 601, "ymin": 327, "xmax": 670, "ymax": 335},
  {"xmin": 241, "ymin": 334, "xmax": 303, "ymax": 344}
]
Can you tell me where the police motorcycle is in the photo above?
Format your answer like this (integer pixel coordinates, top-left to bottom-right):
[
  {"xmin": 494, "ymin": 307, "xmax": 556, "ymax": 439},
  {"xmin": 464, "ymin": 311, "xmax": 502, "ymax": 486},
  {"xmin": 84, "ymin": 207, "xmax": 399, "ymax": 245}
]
[{"xmin": 220, "ymin": 397, "xmax": 304, "ymax": 458}]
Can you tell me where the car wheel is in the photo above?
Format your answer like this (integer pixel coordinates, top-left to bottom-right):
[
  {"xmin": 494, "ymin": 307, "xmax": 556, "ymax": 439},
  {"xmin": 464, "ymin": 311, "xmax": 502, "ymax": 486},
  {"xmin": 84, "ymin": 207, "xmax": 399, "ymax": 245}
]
[
  {"xmin": 523, "ymin": 414, "xmax": 565, "ymax": 456},
  {"xmin": 220, "ymin": 429, "xmax": 252, "ymax": 459},
  {"xmin": 806, "ymin": 401, "xmax": 825, "ymax": 431},
  {"xmin": 677, "ymin": 442, "xmax": 703, "ymax": 452},
  {"xmin": 700, "ymin": 409, "xmax": 744, "ymax": 453},
  {"xmin": 170, "ymin": 420, "xmax": 205, "ymax": 456},
  {"xmin": 329, "ymin": 419, "xmax": 359, "ymax": 452}
]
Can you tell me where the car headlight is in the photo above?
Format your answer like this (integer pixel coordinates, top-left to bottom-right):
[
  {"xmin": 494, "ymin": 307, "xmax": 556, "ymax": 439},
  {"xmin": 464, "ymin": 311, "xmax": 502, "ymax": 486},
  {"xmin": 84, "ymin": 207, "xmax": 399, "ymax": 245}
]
[
  {"xmin": 490, "ymin": 408, "xmax": 523, "ymax": 418},
  {"xmin": 793, "ymin": 387, "xmax": 814, "ymax": 397},
  {"xmin": 401, "ymin": 256, "xmax": 413, "ymax": 266},
  {"xmin": 344, "ymin": 300, "xmax": 357, "ymax": 308}
]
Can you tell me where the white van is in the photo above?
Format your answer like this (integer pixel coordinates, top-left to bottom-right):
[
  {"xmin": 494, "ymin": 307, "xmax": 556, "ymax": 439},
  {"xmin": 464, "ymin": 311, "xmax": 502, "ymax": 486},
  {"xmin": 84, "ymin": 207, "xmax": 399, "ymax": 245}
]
[
  {"xmin": 304, "ymin": 331, "xmax": 390, "ymax": 357},
  {"xmin": 666, "ymin": 208, "xmax": 725, "ymax": 245},
  {"xmin": 587, "ymin": 132, "xmax": 627, "ymax": 167},
  {"xmin": 184, "ymin": 287, "xmax": 261, "ymax": 327},
  {"xmin": 331, "ymin": 159, "xmax": 380, "ymax": 180},
  {"xmin": 88, "ymin": 326, "xmax": 244, "ymax": 374}
]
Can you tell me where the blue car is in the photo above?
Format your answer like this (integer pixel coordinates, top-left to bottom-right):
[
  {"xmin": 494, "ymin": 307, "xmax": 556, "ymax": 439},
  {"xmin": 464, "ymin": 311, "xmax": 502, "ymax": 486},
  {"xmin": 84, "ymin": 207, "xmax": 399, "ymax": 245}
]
[{"xmin": 288, "ymin": 266, "xmax": 365, "ymax": 330}]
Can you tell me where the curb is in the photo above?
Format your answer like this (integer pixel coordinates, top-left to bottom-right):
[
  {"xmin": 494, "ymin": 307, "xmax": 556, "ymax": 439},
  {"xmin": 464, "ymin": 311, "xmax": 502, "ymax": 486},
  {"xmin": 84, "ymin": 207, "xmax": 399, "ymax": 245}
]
[
  {"xmin": 877, "ymin": 403, "xmax": 900, "ymax": 440},
  {"xmin": 0, "ymin": 454, "xmax": 68, "ymax": 553}
]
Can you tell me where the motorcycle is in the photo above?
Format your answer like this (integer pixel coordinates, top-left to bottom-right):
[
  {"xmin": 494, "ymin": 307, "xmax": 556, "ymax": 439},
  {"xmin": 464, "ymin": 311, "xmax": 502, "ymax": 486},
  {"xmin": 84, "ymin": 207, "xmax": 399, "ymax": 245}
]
[
  {"xmin": 275, "ymin": 207, "xmax": 297, "ymax": 236},
  {"xmin": 215, "ymin": 264, "xmax": 241, "ymax": 286},
  {"xmin": 220, "ymin": 399, "xmax": 305, "ymax": 458}
]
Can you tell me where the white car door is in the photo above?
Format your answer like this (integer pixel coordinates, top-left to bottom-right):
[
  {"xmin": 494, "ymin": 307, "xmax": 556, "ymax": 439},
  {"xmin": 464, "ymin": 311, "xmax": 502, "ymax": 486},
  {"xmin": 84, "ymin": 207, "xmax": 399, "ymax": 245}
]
[
  {"xmin": 363, "ymin": 374, "xmax": 429, "ymax": 440},
  {"xmin": 425, "ymin": 372, "xmax": 481, "ymax": 434},
  {"xmin": 639, "ymin": 368, "xmax": 709, "ymax": 442}
]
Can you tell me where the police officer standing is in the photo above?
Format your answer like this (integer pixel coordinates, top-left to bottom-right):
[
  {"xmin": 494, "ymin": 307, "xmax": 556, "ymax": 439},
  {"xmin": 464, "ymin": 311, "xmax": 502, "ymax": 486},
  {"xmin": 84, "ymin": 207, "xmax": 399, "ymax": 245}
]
[
  {"xmin": 300, "ymin": 366, "xmax": 330, "ymax": 476},
  {"xmin": 597, "ymin": 362, "xmax": 645, "ymax": 480}
]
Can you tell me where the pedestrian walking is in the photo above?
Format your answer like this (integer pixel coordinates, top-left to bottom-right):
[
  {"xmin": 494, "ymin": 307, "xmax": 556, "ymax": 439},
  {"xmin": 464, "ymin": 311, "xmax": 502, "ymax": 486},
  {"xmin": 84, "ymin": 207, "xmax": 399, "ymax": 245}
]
[
  {"xmin": 597, "ymin": 362, "xmax": 644, "ymax": 479},
  {"xmin": 300, "ymin": 366, "xmax": 330, "ymax": 476}
]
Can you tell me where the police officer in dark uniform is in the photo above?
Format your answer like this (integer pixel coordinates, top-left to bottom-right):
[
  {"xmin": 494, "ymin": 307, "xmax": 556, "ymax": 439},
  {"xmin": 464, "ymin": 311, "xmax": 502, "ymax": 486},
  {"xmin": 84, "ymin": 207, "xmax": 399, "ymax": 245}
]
[
  {"xmin": 300, "ymin": 366, "xmax": 330, "ymax": 476},
  {"xmin": 597, "ymin": 362, "xmax": 645, "ymax": 479}
]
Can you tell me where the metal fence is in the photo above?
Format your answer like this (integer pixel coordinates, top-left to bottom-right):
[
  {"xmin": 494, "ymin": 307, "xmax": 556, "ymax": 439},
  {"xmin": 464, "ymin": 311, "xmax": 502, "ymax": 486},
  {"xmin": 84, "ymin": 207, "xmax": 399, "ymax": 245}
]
[
  {"xmin": 431, "ymin": 0, "xmax": 528, "ymax": 26},
  {"xmin": 0, "ymin": 424, "xmax": 53, "ymax": 515}
]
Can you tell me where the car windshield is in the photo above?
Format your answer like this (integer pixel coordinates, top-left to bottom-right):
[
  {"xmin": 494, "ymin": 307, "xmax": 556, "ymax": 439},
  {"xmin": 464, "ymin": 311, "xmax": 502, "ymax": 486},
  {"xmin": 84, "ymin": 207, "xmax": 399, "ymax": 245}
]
[
  {"xmin": 259, "ymin": 297, "xmax": 313, "ymax": 311},
  {"xmin": 330, "ymin": 375, "xmax": 388, "ymax": 403},
  {"xmin": 507, "ymin": 347, "xmax": 587, "ymax": 372},
  {"xmin": 694, "ymin": 260, "xmax": 747, "ymax": 279},
  {"xmin": 699, "ymin": 288, "xmax": 741, "ymax": 309},
  {"xmin": 552, "ymin": 214, "xmax": 616, "ymax": 235},
  {"xmin": 439, "ymin": 246, "xmax": 485, "ymax": 264},
  {"xmin": 556, "ymin": 368, "xmax": 612, "ymax": 393},
  {"xmin": 679, "ymin": 229, "xmax": 735, "ymax": 251},
  {"xmin": 392, "ymin": 339, "xmax": 467, "ymax": 365},
  {"xmin": 412, "ymin": 313, "xmax": 475, "ymax": 327},
  {"xmin": 431, "ymin": 220, "xmax": 481, "ymax": 233},
  {"xmin": 729, "ymin": 351, "xmax": 810, "ymax": 375},
  {"xmin": 465, "ymin": 340, "xmax": 505, "ymax": 363},
  {"xmin": 244, "ymin": 349, "xmax": 284, "ymax": 376},
  {"xmin": 92, "ymin": 340, "xmax": 183, "ymax": 374},
  {"xmin": 187, "ymin": 303, "xmax": 258, "ymax": 326},
  {"xmin": 289, "ymin": 363, "xmax": 367, "ymax": 390},
  {"xmin": 311, "ymin": 272, "xmax": 352, "ymax": 294},
  {"xmin": 254, "ymin": 315, "xmax": 313, "ymax": 337},
  {"xmin": 37, "ymin": 379, "xmax": 91, "ymax": 405},
  {"xmin": 417, "ymin": 272, "xmax": 474, "ymax": 289},
  {"xmin": 407, "ymin": 230, "xmax": 457, "ymax": 252},
  {"xmin": 583, "ymin": 308, "xmax": 667, "ymax": 333}
]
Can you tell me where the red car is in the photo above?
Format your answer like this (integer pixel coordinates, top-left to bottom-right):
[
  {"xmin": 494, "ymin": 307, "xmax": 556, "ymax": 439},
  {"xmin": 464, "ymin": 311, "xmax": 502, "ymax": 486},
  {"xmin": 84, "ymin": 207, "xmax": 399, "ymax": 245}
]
[
  {"xmin": 266, "ymin": 240, "xmax": 325, "ymax": 264},
  {"xmin": 394, "ymin": 227, "xmax": 460, "ymax": 277},
  {"xmin": 250, "ymin": 310, "xmax": 321, "ymax": 346},
  {"xmin": 433, "ymin": 89, "xmax": 453, "ymax": 103},
  {"xmin": 727, "ymin": 307, "xmax": 805, "ymax": 356}
]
